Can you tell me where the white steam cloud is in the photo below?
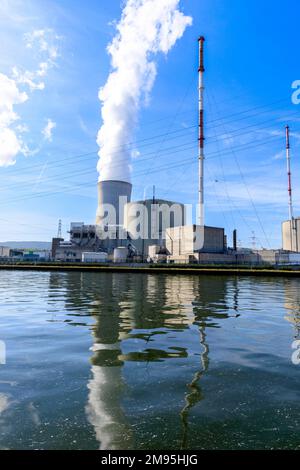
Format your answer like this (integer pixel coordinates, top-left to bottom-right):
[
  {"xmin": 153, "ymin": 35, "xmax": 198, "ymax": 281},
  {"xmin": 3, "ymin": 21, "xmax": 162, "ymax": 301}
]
[{"xmin": 97, "ymin": 0, "xmax": 192, "ymax": 182}]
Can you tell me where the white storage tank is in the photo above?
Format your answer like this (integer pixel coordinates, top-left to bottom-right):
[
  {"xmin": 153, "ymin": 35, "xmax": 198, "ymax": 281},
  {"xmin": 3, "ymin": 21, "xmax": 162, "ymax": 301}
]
[
  {"xmin": 82, "ymin": 252, "xmax": 108, "ymax": 263},
  {"xmin": 148, "ymin": 245, "xmax": 162, "ymax": 259},
  {"xmin": 113, "ymin": 247, "xmax": 128, "ymax": 263}
]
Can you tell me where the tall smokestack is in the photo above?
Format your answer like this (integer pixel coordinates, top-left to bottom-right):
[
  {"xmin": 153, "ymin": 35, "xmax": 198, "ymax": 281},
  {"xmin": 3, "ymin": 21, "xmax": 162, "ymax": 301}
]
[
  {"xmin": 286, "ymin": 125, "xmax": 293, "ymax": 222},
  {"xmin": 198, "ymin": 36, "xmax": 205, "ymax": 227},
  {"xmin": 285, "ymin": 125, "xmax": 298, "ymax": 251}
]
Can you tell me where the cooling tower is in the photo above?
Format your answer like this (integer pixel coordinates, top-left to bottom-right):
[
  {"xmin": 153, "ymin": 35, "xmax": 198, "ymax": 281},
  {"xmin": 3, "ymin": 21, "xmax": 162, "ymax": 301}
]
[{"xmin": 96, "ymin": 180, "xmax": 132, "ymax": 226}]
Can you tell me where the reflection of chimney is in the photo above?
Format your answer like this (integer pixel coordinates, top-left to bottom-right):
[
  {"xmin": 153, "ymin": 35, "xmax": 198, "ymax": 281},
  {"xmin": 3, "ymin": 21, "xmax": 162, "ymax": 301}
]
[{"xmin": 96, "ymin": 180, "xmax": 132, "ymax": 226}]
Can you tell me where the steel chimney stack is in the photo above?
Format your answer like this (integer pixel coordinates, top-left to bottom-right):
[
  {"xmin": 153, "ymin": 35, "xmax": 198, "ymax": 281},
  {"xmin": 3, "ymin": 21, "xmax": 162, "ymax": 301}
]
[
  {"xmin": 285, "ymin": 125, "xmax": 298, "ymax": 251},
  {"xmin": 198, "ymin": 36, "xmax": 205, "ymax": 227}
]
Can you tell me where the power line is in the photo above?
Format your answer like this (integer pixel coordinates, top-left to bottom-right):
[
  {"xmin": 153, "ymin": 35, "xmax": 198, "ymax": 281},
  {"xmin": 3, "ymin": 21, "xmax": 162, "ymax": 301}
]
[
  {"xmin": 2, "ymin": 108, "xmax": 299, "ymax": 195},
  {"xmin": 210, "ymin": 92, "xmax": 272, "ymax": 248},
  {"xmin": 206, "ymin": 90, "xmax": 237, "ymax": 230},
  {"xmin": 143, "ymin": 74, "xmax": 196, "ymax": 186},
  {"xmin": 0, "ymin": 135, "xmax": 284, "ymax": 208},
  {"xmin": 2, "ymin": 96, "xmax": 294, "ymax": 181},
  {"xmin": 0, "ymin": 130, "xmax": 285, "ymax": 197}
]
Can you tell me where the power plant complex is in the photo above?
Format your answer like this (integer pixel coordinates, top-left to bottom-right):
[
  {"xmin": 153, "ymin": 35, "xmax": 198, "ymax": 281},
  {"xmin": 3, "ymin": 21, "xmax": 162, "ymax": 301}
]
[{"xmin": 52, "ymin": 38, "xmax": 300, "ymax": 266}]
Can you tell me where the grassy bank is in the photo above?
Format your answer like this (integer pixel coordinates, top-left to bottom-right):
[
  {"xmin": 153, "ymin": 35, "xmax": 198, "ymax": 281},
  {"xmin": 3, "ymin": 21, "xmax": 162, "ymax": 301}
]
[{"xmin": 0, "ymin": 262, "xmax": 300, "ymax": 277}]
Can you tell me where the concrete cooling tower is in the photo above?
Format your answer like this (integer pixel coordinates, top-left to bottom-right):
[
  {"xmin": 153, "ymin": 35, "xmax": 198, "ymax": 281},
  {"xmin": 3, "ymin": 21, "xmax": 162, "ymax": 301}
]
[{"xmin": 96, "ymin": 180, "xmax": 132, "ymax": 226}]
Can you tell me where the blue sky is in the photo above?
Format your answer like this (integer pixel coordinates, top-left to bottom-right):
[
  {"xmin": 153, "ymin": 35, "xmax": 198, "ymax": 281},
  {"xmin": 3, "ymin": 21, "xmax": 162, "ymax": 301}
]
[{"xmin": 0, "ymin": 0, "xmax": 299, "ymax": 248}]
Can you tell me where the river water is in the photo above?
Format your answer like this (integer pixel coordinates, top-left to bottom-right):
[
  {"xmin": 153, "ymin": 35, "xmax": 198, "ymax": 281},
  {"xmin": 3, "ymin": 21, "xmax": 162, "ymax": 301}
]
[{"xmin": 0, "ymin": 270, "xmax": 299, "ymax": 450}]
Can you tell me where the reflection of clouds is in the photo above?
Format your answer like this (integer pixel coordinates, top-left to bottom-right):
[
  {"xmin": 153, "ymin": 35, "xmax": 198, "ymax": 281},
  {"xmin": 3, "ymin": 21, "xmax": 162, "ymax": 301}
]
[
  {"xmin": 0, "ymin": 340, "xmax": 6, "ymax": 365},
  {"xmin": 53, "ymin": 271, "xmax": 234, "ymax": 450},
  {"xmin": 86, "ymin": 365, "xmax": 132, "ymax": 450},
  {"xmin": 84, "ymin": 274, "xmax": 232, "ymax": 449},
  {"xmin": 84, "ymin": 273, "xmax": 195, "ymax": 449},
  {"xmin": 0, "ymin": 393, "xmax": 11, "ymax": 449},
  {"xmin": 0, "ymin": 394, "xmax": 9, "ymax": 414},
  {"xmin": 28, "ymin": 402, "xmax": 41, "ymax": 427}
]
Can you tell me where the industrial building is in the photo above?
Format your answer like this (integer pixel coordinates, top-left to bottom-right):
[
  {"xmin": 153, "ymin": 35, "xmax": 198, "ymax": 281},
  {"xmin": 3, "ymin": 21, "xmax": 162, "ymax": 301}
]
[
  {"xmin": 124, "ymin": 198, "xmax": 186, "ymax": 258},
  {"xmin": 282, "ymin": 218, "xmax": 300, "ymax": 253},
  {"xmin": 166, "ymin": 225, "xmax": 225, "ymax": 257},
  {"xmin": 54, "ymin": 197, "xmax": 187, "ymax": 261},
  {"xmin": 0, "ymin": 246, "xmax": 11, "ymax": 257},
  {"xmin": 55, "ymin": 223, "xmax": 104, "ymax": 262},
  {"xmin": 51, "ymin": 36, "xmax": 229, "ymax": 263},
  {"xmin": 51, "ymin": 37, "xmax": 300, "ymax": 266},
  {"xmin": 0, "ymin": 246, "xmax": 51, "ymax": 261}
]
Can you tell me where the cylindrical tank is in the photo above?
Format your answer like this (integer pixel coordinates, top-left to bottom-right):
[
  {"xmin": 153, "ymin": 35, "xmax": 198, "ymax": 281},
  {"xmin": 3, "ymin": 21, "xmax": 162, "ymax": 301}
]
[
  {"xmin": 113, "ymin": 247, "xmax": 128, "ymax": 263},
  {"xmin": 82, "ymin": 252, "xmax": 108, "ymax": 263},
  {"xmin": 96, "ymin": 180, "xmax": 132, "ymax": 227},
  {"xmin": 124, "ymin": 199, "xmax": 186, "ymax": 256}
]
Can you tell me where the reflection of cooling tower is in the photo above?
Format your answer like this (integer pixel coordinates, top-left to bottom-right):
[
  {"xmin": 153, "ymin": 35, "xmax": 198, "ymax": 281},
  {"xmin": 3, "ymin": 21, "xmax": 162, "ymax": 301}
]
[{"xmin": 96, "ymin": 180, "xmax": 132, "ymax": 226}]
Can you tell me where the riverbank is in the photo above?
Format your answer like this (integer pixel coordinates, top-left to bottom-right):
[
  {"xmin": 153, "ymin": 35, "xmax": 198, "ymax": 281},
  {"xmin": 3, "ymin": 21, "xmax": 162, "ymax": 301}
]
[{"xmin": 1, "ymin": 262, "xmax": 300, "ymax": 277}]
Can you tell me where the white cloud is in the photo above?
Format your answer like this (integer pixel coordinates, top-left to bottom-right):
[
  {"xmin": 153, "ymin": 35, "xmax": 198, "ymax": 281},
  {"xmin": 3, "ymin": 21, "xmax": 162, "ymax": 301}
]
[
  {"xmin": 269, "ymin": 129, "xmax": 283, "ymax": 137},
  {"xmin": 131, "ymin": 149, "xmax": 140, "ymax": 159},
  {"xmin": 291, "ymin": 131, "xmax": 300, "ymax": 141},
  {"xmin": 42, "ymin": 119, "xmax": 56, "ymax": 142},
  {"xmin": 12, "ymin": 66, "xmax": 45, "ymax": 92},
  {"xmin": 13, "ymin": 29, "xmax": 60, "ymax": 92},
  {"xmin": 272, "ymin": 150, "xmax": 285, "ymax": 161},
  {"xmin": 0, "ymin": 29, "xmax": 60, "ymax": 167},
  {"xmin": 0, "ymin": 128, "xmax": 22, "ymax": 166},
  {"xmin": 219, "ymin": 133, "xmax": 235, "ymax": 146},
  {"xmin": 16, "ymin": 123, "xmax": 29, "ymax": 133},
  {"xmin": 0, "ymin": 72, "xmax": 28, "ymax": 166},
  {"xmin": 78, "ymin": 116, "xmax": 92, "ymax": 137},
  {"xmin": 0, "ymin": 73, "xmax": 28, "ymax": 127},
  {"xmin": 24, "ymin": 28, "xmax": 60, "ymax": 59}
]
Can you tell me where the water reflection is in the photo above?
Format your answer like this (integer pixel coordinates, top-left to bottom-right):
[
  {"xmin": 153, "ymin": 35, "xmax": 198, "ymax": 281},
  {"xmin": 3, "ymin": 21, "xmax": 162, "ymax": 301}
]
[
  {"xmin": 180, "ymin": 276, "xmax": 241, "ymax": 449},
  {"xmin": 284, "ymin": 279, "xmax": 300, "ymax": 339},
  {"xmin": 180, "ymin": 328, "xmax": 209, "ymax": 449},
  {"xmin": 46, "ymin": 273, "xmax": 300, "ymax": 449},
  {"xmin": 47, "ymin": 272, "xmax": 243, "ymax": 449},
  {"xmin": 0, "ymin": 270, "xmax": 293, "ymax": 450}
]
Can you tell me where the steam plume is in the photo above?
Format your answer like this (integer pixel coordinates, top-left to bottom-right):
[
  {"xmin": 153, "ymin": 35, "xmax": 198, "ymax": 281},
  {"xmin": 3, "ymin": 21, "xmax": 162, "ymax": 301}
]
[{"xmin": 97, "ymin": 0, "xmax": 192, "ymax": 182}]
